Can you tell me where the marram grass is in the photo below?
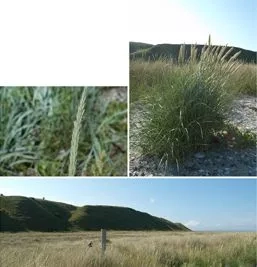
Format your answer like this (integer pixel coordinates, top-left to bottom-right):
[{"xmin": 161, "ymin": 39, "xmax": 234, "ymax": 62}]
[
  {"xmin": 0, "ymin": 87, "xmax": 127, "ymax": 176},
  {"xmin": 130, "ymin": 41, "xmax": 256, "ymax": 163},
  {"xmin": 68, "ymin": 87, "xmax": 88, "ymax": 176}
]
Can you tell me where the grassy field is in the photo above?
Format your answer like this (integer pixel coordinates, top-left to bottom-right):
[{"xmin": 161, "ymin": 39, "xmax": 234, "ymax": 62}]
[
  {"xmin": 130, "ymin": 42, "xmax": 257, "ymax": 163},
  {"xmin": 0, "ymin": 87, "xmax": 127, "ymax": 176},
  {"xmin": 130, "ymin": 60, "xmax": 257, "ymax": 102},
  {"xmin": 0, "ymin": 231, "xmax": 256, "ymax": 266}
]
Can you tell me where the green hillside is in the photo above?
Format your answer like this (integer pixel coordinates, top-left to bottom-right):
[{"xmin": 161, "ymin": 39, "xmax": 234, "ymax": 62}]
[
  {"xmin": 129, "ymin": 42, "xmax": 153, "ymax": 54},
  {"xmin": 174, "ymin": 223, "xmax": 192, "ymax": 231},
  {"xmin": 0, "ymin": 195, "xmax": 190, "ymax": 232},
  {"xmin": 69, "ymin": 205, "xmax": 187, "ymax": 231},
  {"xmin": 130, "ymin": 42, "xmax": 257, "ymax": 63},
  {"xmin": 0, "ymin": 196, "xmax": 76, "ymax": 231}
]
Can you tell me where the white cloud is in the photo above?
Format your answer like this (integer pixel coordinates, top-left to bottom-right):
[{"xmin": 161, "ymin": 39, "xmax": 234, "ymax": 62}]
[
  {"xmin": 185, "ymin": 220, "xmax": 200, "ymax": 227},
  {"xmin": 149, "ymin": 198, "xmax": 155, "ymax": 203}
]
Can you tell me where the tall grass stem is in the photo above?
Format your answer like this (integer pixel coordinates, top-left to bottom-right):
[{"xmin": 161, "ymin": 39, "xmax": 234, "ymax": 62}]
[{"xmin": 68, "ymin": 87, "xmax": 88, "ymax": 176}]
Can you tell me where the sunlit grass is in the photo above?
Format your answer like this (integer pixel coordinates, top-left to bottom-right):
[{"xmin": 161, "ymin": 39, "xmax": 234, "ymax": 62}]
[
  {"xmin": 68, "ymin": 88, "xmax": 88, "ymax": 176},
  {"xmin": 130, "ymin": 42, "xmax": 256, "ymax": 163},
  {"xmin": 1, "ymin": 231, "xmax": 256, "ymax": 267},
  {"xmin": 227, "ymin": 63, "xmax": 257, "ymax": 96}
]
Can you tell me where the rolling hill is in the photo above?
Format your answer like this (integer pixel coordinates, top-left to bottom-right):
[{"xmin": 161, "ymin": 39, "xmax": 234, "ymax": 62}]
[
  {"xmin": 130, "ymin": 42, "xmax": 257, "ymax": 63},
  {"xmin": 0, "ymin": 195, "xmax": 191, "ymax": 232},
  {"xmin": 129, "ymin": 42, "xmax": 154, "ymax": 54}
]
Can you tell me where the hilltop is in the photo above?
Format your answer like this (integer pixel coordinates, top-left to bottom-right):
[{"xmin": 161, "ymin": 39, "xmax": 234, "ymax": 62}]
[
  {"xmin": 0, "ymin": 195, "xmax": 190, "ymax": 232},
  {"xmin": 130, "ymin": 42, "xmax": 257, "ymax": 63}
]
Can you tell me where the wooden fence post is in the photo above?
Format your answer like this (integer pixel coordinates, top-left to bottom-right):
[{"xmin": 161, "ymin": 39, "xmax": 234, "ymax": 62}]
[{"xmin": 101, "ymin": 229, "xmax": 107, "ymax": 255}]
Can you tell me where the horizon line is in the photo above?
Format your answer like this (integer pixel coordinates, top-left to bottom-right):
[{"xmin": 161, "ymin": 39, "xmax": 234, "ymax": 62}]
[{"xmin": 130, "ymin": 40, "xmax": 257, "ymax": 52}]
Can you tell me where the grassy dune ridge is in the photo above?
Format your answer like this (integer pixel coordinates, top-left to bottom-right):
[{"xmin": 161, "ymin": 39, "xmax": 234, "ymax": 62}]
[
  {"xmin": 130, "ymin": 42, "xmax": 257, "ymax": 64},
  {"xmin": 0, "ymin": 195, "xmax": 188, "ymax": 232},
  {"xmin": 1, "ymin": 231, "xmax": 256, "ymax": 266}
]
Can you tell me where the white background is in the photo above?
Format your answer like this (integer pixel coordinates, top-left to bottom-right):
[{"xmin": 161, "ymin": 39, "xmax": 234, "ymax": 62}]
[{"xmin": 0, "ymin": 0, "xmax": 128, "ymax": 86}]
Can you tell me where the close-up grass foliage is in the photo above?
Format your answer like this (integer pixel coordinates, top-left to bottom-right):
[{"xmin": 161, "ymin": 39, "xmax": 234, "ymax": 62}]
[
  {"xmin": 130, "ymin": 36, "xmax": 256, "ymax": 163},
  {"xmin": 0, "ymin": 87, "xmax": 127, "ymax": 176}
]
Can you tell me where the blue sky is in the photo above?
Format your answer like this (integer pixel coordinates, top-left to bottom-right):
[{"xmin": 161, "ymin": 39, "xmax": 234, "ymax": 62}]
[
  {"xmin": 0, "ymin": 179, "xmax": 256, "ymax": 232},
  {"xmin": 130, "ymin": 0, "xmax": 257, "ymax": 50}
]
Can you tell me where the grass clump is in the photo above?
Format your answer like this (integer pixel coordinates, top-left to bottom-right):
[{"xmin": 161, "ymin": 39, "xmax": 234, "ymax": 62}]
[
  {"xmin": 0, "ymin": 87, "xmax": 127, "ymax": 176},
  {"xmin": 131, "ymin": 42, "xmax": 245, "ymax": 162}
]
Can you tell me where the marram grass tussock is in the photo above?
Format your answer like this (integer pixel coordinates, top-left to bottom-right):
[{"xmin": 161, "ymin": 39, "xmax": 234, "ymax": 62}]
[{"xmin": 130, "ymin": 36, "xmax": 256, "ymax": 164}]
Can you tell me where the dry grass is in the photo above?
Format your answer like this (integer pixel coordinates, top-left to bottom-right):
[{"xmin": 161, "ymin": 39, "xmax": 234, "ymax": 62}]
[
  {"xmin": 228, "ymin": 63, "xmax": 257, "ymax": 96},
  {"xmin": 1, "ymin": 231, "xmax": 256, "ymax": 266}
]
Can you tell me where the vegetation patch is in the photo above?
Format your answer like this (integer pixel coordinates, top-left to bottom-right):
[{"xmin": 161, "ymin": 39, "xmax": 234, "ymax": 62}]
[
  {"xmin": 0, "ymin": 231, "xmax": 256, "ymax": 266},
  {"xmin": 130, "ymin": 41, "xmax": 257, "ymax": 64},
  {"xmin": 130, "ymin": 38, "xmax": 256, "ymax": 164},
  {"xmin": 0, "ymin": 87, "xmax": 127, "ymax": 176}
]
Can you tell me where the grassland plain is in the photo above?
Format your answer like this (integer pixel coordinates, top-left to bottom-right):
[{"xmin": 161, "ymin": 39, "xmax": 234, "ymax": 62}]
[
  {"xmin": 0, "ymin": 87, "xmax": 127, "ymax": 176},
  {"xmin": 0, "ymin": 231, "xmax": 256, "ymax": 267},
  {"xmin": 129, "ymin": 40, "xmax": 257, "ymax": 176}
]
